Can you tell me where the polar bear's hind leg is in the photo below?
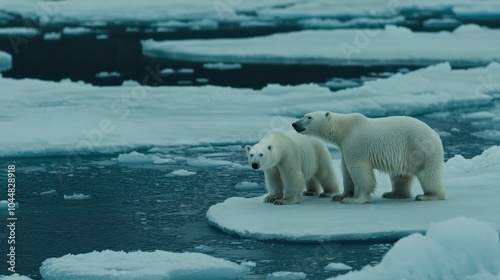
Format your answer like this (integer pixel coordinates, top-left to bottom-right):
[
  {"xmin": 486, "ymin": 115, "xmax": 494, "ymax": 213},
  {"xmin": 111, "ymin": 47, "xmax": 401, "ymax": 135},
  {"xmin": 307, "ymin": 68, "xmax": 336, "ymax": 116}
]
[{"xmin": 383, "ymin": 174, "xmax": 413, "ymax": 199}]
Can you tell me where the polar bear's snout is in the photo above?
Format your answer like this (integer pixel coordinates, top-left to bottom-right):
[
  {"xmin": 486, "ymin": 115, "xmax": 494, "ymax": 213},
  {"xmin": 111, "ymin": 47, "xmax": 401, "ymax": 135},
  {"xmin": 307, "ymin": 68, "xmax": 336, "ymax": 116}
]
[
  {"xmin": 292, "ymin": 120, "xmax": 306, "ymax": 133},
  {"xmin": 251, "ymin": 163, "xmax": 259, "ymax": 170}
]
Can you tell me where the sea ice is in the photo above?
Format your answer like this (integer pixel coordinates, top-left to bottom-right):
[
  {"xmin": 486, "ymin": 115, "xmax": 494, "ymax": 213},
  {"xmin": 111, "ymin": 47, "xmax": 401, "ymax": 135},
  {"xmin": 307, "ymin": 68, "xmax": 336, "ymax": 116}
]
[
  {"xmin": 207, "ymin": 145, "xmax": 500, "ymax": 242},
  {"xmin": 328, "ymin": 217, "xmax": 500, "ymax": 280},
  {"xmin": 142, "ymin": 26, "xmax": 500, "ymax": 66},
  {"xmin": 63, "ymin": 194, "xmax": 91, "ymax": 200},
  {"xmin": 234, "ymin": 181, "xmax": 263, "ymax": 191},
  {"xmin": 324, "ymin": 263, "xmax": 353, "ymax": 271},
  {"xmin": 40, "ymin": 250, "xmax": 249, "ymax": 280},
  {"xmin": 0, "ymin": 50, "xmax": 11, "ymax": 72},
  {"xmin": 266, "ymin": 271, "xmax": 307, "ymax": 280},
  {"xmin": 168, "ymin": 169, "xmax": 197, "ymax": 176},
  {"xmin": 117, "ymin": 152, "xmax": 153, "ymax": 164}
]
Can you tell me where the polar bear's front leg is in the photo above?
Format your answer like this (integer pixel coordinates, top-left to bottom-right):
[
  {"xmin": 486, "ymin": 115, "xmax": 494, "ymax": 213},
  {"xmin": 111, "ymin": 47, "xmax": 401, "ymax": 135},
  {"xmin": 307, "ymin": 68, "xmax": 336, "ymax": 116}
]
[
  {"xmin": 332, "ymin": 158, "xmax": 355, "ymax": 201},
  {"xmin": 274, "ymin": 169, "xmax": 304, "ymax": 205},
  {"xmin": 264, "ymin": 168, "xmax": 284, "ymax": 203},
  {"xmin": 340, "ymin": 163, "xmax": 374, "ymax": 204},
  {"xmin": 303, "ymin": 178, "xmax": 321, "ymax": 196},
  {"xmin": 383, "ymin": 174, "xmax": 413, "ymax": 199}
]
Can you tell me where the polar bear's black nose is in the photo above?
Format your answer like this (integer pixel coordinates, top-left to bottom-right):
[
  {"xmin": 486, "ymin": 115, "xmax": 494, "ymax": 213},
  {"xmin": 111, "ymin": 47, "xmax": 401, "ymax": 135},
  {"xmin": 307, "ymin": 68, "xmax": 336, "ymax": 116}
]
[
  {"xmin": 251, "ymin": 163, "xmax": 259, "ymax": 169},
  {"xmin": 292, "ymin": 123, "xmax": 298, "ymax": 129}
]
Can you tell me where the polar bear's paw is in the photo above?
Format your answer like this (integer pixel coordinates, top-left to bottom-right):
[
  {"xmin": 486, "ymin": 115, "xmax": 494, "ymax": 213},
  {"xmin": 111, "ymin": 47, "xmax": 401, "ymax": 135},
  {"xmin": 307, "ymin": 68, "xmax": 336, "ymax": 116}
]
[
  {"xmin": 273, "ymin": 198, "xmax": 298, "ymax": 205},
  {"xmin": 341, "ymin": 196, "xmax": 369, "ymax": 204},
  {"xmin": 382, "ymin": 191, "xmax": 412, "ymax": 199},
  {"xmin": 332, "ymin": 194, "xmax": 348, "ymax": 201},
  {"xmin": 303, "ymin": 191, "xmax": 319, "ymax": 196},
  {"xmin": 319, "ymin": 192, "xmax": 335, "ymax": 198},
  {"xmin": 264, "ymin": 195, "xmax": 280, "ymax": 203},
  {"xmin": 415, "ymin": 193, "xmax": 445, "ymax": 201}
]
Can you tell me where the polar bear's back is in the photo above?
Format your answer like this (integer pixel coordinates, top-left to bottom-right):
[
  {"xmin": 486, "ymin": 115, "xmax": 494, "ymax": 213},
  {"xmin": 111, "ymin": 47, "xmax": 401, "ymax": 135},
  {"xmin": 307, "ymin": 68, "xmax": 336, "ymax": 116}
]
[{"xmin": 344, "ymin": 115, "xmax": 443, "ymax": 174}]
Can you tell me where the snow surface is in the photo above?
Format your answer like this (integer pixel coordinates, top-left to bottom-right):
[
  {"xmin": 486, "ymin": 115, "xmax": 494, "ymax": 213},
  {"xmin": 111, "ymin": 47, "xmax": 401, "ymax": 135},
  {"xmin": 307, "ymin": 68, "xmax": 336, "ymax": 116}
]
[
  {"xmin": 207, "ymin": 145, "xmax": 500, "ymax": 242},
  {"xmin": 143, "ymin": 25, "xmax": 500, "ymax": 66},
  {"xmin": 40, "ymin": 250, "xmax": 249, "ymax": 280},
  {"xmin": 328, "ymin": 217, "xmax": 500, "ymax": 280},
  {"xmin": 325, "ymin": 263, "xmax": 353, "ymax": 272},
  {"xmin": 0, "ymin": 50, "xmax": 11, "ymax": 72},
  {"xmin": 63, "ymin": 193, "xmax": 90, "ymax": 200},
  {"xmin": 0, "ymin": 63, "xmax": 499, "ymax": 158}
]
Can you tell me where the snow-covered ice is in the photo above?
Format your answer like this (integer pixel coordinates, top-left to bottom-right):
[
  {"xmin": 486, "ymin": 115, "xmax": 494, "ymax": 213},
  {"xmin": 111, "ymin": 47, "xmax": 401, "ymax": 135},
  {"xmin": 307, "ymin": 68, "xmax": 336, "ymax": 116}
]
[
  {"xmin": 0, "ymin": 50, "xmax": 11, "ymax": 72},
  {"xmin": 0, "ymin": 200, "xmax": 18, "ymax": 210},
  {"xmin": 40, "ymin": 190, "xmax": 56, "ymax": 195},
  {"xmin": 143, "ymin": 25, "xmax": 500, "ymax": 66},
  {"xmin": 241, "ymin": 261, "xmax": 257, "ymax": 268},
  {"xmin": 0, "ymin": 63, "xmax": 499, "ymax": 157},
  {"xmin": 168, "ymin": 169, "xmax": 197, "ymax": 177},
  {"xmin": 207, "ymin": 145, "xmax": 500, "ymax": 242},
  {"xmin": 328, "ymin": 217, "xmax": 500, "ymax": 280},
  {"xmin": 63, "ymin": 194, "xmax": 91, "ymax": 200},
  {"xmin": 267, "ymin": 271, "xmax": 307, "ymax": 280},
  {"xmin": 325, "ymin": 263, "xmax": 353, "ymax": 272},
  {"xmin": 193, "ymin": 245, "xmax": 215, "ymax": 254},
  {"xmin": 95, "ymin": 71, "xmax": 121, "ymax": 79},
  {"xmin": 40, "ymin": 250, "xmax": 249, "ymax": 280}
]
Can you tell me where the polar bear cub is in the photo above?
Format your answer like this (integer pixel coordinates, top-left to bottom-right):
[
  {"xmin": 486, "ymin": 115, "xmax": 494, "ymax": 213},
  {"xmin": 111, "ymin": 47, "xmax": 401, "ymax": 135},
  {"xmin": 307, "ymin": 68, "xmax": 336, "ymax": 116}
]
[
  {"xmin": 245, "ymin": 129, "xmax": 340, "ymax": 205},
  {"xmin": 293, "ymin": 111, "xmax": 445, "ymax": 204}
]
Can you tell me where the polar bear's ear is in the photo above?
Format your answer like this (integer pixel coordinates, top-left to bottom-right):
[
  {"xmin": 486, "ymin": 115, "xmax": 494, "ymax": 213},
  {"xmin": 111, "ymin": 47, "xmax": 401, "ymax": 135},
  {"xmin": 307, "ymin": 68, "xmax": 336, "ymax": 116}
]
[
  {"xmin": 325, "ymin": 112, "xmax": 330, "ymax": 119},
  {"xmin": 245, "ymin": 145, "xmax": 252, "ymax": 153},
  {"xmin": 267, "ymin": 145, "xmax": 272, "ymax": 151}
]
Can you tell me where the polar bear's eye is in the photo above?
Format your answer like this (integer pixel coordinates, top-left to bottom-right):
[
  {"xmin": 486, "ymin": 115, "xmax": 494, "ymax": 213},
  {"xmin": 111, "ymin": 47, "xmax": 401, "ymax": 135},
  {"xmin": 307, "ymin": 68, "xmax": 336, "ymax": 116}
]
[
  {"xmin": 307, "ymin": 116, "xmax": 312, "ymax": 120},
  {"xmin": 250, "ymin": 154, "xmax": 254, "ymax": 157},
  {"xmin": 259, "ymin": 153, "xmax": 263, "ymax": 157}
]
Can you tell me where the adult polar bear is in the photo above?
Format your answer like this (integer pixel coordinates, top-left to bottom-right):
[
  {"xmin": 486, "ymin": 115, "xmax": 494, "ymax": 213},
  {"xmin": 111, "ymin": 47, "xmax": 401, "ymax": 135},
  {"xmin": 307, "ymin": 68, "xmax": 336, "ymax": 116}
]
[
  {"xmin": 292, "ymin": 111, "xmax": 445, "ymax": 204},
  {"xmin": 245, "ymin": 130, "xmax": 340, "ymax": 205}
]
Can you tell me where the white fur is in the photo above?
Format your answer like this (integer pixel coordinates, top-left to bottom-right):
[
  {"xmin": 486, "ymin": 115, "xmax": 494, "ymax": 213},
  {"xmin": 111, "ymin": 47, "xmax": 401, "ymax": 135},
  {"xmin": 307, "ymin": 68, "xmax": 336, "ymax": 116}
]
[
  {"xmin": 293, "ymin": 111, "xmax": 445, "ymax": 204},
  {"xmin": 245, "ymin": 130, "xmax": 340, "ymax": 205}
]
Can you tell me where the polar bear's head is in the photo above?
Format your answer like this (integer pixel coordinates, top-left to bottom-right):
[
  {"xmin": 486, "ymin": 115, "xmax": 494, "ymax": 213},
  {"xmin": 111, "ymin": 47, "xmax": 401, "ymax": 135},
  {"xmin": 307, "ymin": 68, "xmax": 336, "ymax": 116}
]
[
  {"xmin": 244, "ymin": 143, "xmax": 274, "ymax": 170},
  {"xmin": 292, "ymin": 111, "xmax": 331, "ymax": 136}
]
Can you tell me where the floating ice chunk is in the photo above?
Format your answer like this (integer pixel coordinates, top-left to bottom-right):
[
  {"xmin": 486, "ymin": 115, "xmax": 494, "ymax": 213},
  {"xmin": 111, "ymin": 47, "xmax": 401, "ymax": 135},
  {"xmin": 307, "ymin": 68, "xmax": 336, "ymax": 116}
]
[
  {"xmin": 267, "ymin": 271, "xmax": 306, "ymax": 280},
  {"xmin": 160, "ymin": 68, "xmax": 175, "ymax": 74},
  {"xmin": 178, "ymin": 68, "xmax": 194, "ymax": 74},
  {"xmin": 0, "ymin": 27, "xmax": 39, "ymax": 36},
  {"xmin": 152, "ymin": 158, "xmax": 175, "ymax": 165},
  {"xmin": 117, "ymin": 151, "xmax": 153, "ymax": 164},
  {"xmin": 96, "ymin": 34, "xmax": 109, "ymax": 40},
  {"xmin": 325, "ymin": 262, "xmax": 353, "ymax": 271},
  {"xmin": 187, "ymin": 157, "xmax": 244, "ymax": 168},
  {"xmin": 44, "ymin": 32, "xmax": 61, "ymax": 40},
  {"xmin": 423, "ymin": 18, "xmax": 461, "ymax": 29},
  {"xmin": 0, "ymin": 50, "xmax": 12, "ymax": 72},
  {"xmin": 0, "ymin": 200, "xmax": 18, "ymax": 210},
  {"xmin": 241, "ymin": 261, "xmax": 257, "ymax": 268},
  {"xmin": 63, "ymin": 27, "xmax": 94, "ymax": 35},
  {"xmin": 196, "ymin": 78, "xmax": 209, "ymax": 83},
  {"xmin": 40, "ymin": 189, "xmax": 56, "ymax": 195},
  {"xmin": 234, "ymin": 181, "xmax": 263, "ymax": 191},
  {"xmin": 63, "ymin": 194, "xmax": 90, "ymax": 200},
  {"xmin": 193, "ymin": 245, "xmax": 215, "ymax": 254},
  {"xmin": 0, "ymin": 274, "xmax": 33, "ymax": 280},
  {"xmin": 203, "ymin": 62, "xmax": 242, "ymax": 70},
  {"xmin": 40, "ymin": 250, "xmax": 249, "ymax": 279},
  {"xmin": 463, "ymin": 111, "xmax": 497, "ymax": 119},
  {"xmin": 96, "ymin": 71, "xmax": 121, "ymax": 79},
  {"xmin": 168, "ymin": 169, "xmax": 197, "ymax": 176},
  {"xmin": 328, "ymin": 217, "xmax": 500, "ymax": 280}
]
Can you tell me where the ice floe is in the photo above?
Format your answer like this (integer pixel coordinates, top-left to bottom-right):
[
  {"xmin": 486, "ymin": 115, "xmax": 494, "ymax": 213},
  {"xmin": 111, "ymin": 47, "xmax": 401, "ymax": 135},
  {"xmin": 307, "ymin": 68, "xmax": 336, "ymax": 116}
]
[
  {"xmin": 328, "ymin": 217, "xmax": 500, "ymax": 280},
  {"xmin": 0, "ymin": 63, "xmax": 498, "ymax": 157},
  {"xmin": 142, "ymin": 25, "xmax": 500, "ymax": 66},
  {"xmin": 39, "ymin": 250, "xmax": 249, "ymax": 280},
  {"xmin": 207, "ymin": 146, "xmax": 500, "ymax": 242}
]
